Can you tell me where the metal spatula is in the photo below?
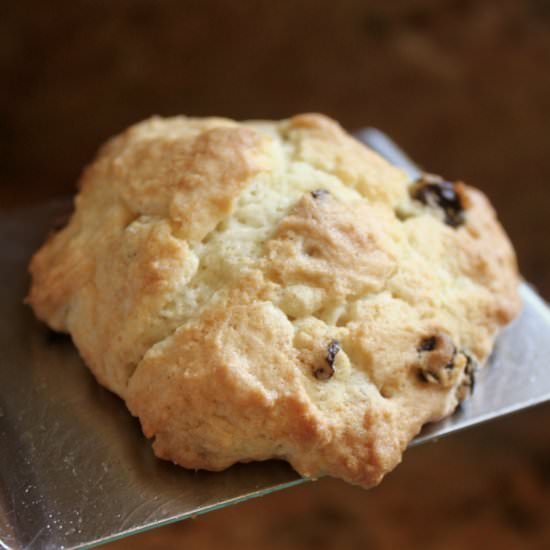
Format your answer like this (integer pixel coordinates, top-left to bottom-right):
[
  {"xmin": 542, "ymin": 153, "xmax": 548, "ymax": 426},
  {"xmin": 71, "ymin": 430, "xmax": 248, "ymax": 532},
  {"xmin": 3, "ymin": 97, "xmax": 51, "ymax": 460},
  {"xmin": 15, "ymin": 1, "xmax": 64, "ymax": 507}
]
[{"xmin": 1, "ymin": 130, "xmax": 549, "ymax": 550}]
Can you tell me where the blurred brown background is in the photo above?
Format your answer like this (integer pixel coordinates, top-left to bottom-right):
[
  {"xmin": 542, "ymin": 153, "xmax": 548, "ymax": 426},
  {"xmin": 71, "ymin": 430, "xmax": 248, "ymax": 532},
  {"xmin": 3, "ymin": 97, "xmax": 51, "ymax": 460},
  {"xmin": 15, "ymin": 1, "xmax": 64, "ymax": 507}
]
[{"xmin": 2, "ymin": 0, "xmax": 550, "ymax": 548}]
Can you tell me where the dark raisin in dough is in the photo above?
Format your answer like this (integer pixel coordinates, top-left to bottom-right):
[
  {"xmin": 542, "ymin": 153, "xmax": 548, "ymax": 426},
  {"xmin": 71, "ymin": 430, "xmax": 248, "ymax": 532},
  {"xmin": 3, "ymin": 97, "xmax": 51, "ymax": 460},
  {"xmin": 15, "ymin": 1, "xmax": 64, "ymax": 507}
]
[
  {"xmin": 418, "ymin": 335, "xmax": 437, "ymax": 352},
  {"xmin": 311, "ymin": 189, "xmax": 330, "ymax": 199},
  {"xmin": 410, "ymin": 174, "xmax": 465, "ymax": 227},
  {"xmin": 416, "ymin": 333, "xmax": 464, "ymax": 387},
  {"xmin": 314, "ymin": 339, "xmax": 340, "ymax": 380},
  {"xmin": 456, "ymin": 353, "xmax": 477, "ymax": 401}
]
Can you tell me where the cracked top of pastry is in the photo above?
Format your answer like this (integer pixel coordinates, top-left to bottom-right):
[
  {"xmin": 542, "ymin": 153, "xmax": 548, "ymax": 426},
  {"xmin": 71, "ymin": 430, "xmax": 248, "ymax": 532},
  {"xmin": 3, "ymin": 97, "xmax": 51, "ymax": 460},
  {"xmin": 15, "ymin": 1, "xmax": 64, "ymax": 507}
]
[{"xmin": 28, "ymin": 113, "xmax": 520, "ymax": 488}]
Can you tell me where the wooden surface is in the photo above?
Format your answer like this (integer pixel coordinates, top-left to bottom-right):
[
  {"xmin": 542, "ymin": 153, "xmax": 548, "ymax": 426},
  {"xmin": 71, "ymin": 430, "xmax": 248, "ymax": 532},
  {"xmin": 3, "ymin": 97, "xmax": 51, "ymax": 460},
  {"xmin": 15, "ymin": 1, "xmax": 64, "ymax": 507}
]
[{"xmin": 3, "ymin": 1, "xmax": 550, "ymax": 548}]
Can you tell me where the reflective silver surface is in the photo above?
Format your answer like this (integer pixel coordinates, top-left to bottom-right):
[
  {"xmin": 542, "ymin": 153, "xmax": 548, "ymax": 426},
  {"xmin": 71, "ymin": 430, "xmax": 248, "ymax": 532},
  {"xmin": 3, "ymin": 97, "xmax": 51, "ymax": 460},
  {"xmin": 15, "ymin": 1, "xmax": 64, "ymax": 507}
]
[{"xmin": 1, "ymin": 133, "xmax": 549, "ymax": 550}]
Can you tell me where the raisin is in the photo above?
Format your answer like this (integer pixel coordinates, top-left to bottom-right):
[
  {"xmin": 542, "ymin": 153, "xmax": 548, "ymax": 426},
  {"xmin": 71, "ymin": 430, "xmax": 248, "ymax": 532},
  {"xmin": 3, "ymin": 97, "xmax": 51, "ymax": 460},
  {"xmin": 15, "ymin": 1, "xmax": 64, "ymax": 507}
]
[
  {"xmin": 418, "ymin": 335, "xmax": 437, "ymax": 352},
  {"xmin": 468, "ymin": 361, "xmax": 476, "ymax": 393},
  {"xmin": 416, "ymin": 333, "xmax": 462, "ymax": 388},
  {"xmin": 326, "ymin": 339, "xmax": 340, "ymax": 366},
  {"xmin": 417, "ymin": 333, "xmax": 477, "ymax": 400},
  {"xmin": 314, "ymin": 339, "xmax": 340, "ymax": 381},
  {"xmin": 313, "ymin": 365, "xmax": 333, "ymax": 380},
  {"xmin": 311, "ymin": 189, "xmax": 330, "ymax": 199},
  {"xmin": 410, "ymin": 174, "xmax": 465, "ymax": 227},
  {"xmin": 458, "ymin": 353, "xmax": 477, "ymax": 399}
]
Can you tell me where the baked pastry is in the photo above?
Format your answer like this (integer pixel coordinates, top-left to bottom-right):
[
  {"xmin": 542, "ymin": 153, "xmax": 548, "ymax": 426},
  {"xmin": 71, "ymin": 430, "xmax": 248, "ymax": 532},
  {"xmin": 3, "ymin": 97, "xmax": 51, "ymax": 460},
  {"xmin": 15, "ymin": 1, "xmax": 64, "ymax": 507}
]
[{"xmin": 27, "ymin": 114, "xmax": 521, "ymax": 488}]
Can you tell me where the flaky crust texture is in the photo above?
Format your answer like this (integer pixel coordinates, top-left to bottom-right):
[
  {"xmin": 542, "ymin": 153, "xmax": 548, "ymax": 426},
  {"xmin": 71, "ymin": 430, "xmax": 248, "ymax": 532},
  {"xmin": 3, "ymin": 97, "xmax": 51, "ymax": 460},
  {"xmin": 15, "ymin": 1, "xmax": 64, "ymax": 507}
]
[{"xmin": 27, "ymin": 114, "xmax": 521, "ymax": 488}]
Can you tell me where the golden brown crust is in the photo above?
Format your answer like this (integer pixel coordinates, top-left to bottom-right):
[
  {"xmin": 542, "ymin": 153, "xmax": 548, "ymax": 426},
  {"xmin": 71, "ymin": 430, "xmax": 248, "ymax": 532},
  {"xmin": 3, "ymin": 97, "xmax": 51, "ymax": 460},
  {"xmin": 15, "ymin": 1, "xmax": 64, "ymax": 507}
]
[
  {"xmin": 266, "ymin": 193, "xmax": 397, "ymax": 299},
  {"xmin": 27, "ymin": 113, "xmax": 521, "ymax": 487}
]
